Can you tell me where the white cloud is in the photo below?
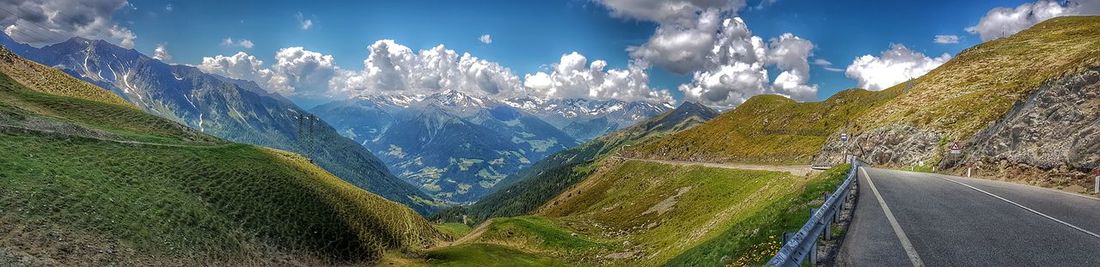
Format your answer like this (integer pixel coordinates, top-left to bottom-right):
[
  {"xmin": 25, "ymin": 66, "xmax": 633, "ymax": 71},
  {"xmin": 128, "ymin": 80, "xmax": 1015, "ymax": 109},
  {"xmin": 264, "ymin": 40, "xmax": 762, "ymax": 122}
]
[
  {"xmin": 153, "ymin": 43, "xmax": 171, "ymax": 61},
  {"xmin": 199, "ymin": 39, "xmax": 675, "ymax": 104},
  {"xmin": 844, "ymin": 44, "xmax": 950, "ymax": 90},
  {"xmin": 627, "ymin": 9, "xmax": 722, "ymax": 74},
  {"xmin": 198, "ymin": 52, "xmax": 274, "ymax": 87},
  {"xmin": 812, "ymin": 58, "xmax": 832, "ymax": 66},
  {"xmin": 165, "ymin": 3, "xmax": 173, "ymax": 12},
  {"xmin": 522, "ymin": 52, "xmax": 673, "ymax": 102},
  {"xmin": 596, "ymin": 0, "xmax": 816, "ymax": 109},
  {"xmin": 479, "ymin": 34, "xmax": 492, "ymax": 44},
  {"xmin": 221, "ymin": 37, "xmax": 254, "ymax": 49},
  {"xmin": 823, "ymin": 67, "xmax": 843, "ymax": 72},
  {"xmin": 0, "ymin": 0, "xmax": 136, "ymax": 48},
  {"xmin": 198, "ymin": 47, "xmax": 337, "ymax": 98},
  {"xmin": 270, "ymin": 47, "xmax": 337, "ymax": 97},
  {"xmin": 933, "ymin": 34, "xmax": 959, "ymax": 44},
  {"xmin": 966, "ymin": 0, "xmax": 1099, "ymax": 41},
  {"xmin": 767, "ymin": 33, "xmax": 816, "ymax": 101},
  {"xmin": 675, "ymin": 17, "xmax": 818, "ymax": 109},
  {"xmin": 330, "ymin": 40, "xmax": 525, "ymax": 99},
  {"xmin": 597, "ymin": 0, "xmax": 747, "ymax": 74},
  {"xmin": 296, "ymin": 12, "xmax": 313, "ymax": 30}
]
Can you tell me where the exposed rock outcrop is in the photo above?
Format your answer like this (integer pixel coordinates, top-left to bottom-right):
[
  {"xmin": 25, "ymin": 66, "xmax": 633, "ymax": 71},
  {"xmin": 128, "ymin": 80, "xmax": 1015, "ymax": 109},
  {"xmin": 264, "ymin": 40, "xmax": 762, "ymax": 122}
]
[
  {"xmin": 813, "ymin": 124, "xmax": 942, "ymax": 167},
  {"xmin": 958, "ymin": 68, "xmax": 1100, "ymax": 187}
]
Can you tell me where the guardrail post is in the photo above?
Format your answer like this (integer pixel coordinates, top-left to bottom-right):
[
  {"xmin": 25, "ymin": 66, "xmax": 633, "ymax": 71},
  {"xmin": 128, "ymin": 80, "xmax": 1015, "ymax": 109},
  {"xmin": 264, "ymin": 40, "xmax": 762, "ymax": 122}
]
[{"xmin": 809, "ymin": 242, "xmax": 818, "ymax": 266}]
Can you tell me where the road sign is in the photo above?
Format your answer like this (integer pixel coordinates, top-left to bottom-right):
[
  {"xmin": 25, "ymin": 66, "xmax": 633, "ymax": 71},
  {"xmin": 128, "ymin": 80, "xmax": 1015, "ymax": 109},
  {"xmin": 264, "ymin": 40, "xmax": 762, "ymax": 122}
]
[{"xmin": 950, "ymin": 143, "xmax": 961, "ymax": 155}]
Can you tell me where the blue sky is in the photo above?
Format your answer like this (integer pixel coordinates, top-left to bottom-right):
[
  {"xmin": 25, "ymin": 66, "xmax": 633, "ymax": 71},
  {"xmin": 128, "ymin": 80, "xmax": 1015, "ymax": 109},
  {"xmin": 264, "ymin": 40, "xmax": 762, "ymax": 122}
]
[{"xmin": 28, "ymin": 0, "xmax": 1070, "ymax": 104}]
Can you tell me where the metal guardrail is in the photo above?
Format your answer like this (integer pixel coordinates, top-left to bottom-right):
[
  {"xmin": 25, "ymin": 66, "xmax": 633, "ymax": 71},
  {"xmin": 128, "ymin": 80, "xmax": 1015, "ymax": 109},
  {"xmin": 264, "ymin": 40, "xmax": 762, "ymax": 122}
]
[{"xmin": 767, "ymin": 157, "xmax": 863, "ymax": 267}]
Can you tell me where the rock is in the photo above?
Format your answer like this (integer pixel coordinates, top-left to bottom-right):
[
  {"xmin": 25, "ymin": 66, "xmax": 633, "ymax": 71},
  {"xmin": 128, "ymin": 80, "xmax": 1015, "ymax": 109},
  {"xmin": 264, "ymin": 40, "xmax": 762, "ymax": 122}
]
[
  {"xmin": 813, "ymin": 124, "xmax": 942, "ymax": 166},
  {"xmin": 965, "ymin": 68, "xmax": 1100, "ymax": 176}
]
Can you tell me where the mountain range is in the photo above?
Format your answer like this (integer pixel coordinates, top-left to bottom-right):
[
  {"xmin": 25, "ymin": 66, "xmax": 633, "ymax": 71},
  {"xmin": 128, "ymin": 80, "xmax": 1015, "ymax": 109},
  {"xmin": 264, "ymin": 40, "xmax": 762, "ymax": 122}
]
[{"xmin": 0, "ymin": 34, "xmax": 438, "ymax": 214}]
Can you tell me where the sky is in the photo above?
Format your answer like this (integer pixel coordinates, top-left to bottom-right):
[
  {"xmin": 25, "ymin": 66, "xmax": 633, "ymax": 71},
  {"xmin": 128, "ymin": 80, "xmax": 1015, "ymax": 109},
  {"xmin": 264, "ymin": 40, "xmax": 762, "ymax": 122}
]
[{"xmin": 1, "ymin": 0, "xmax": 1097, "ymax": 109}]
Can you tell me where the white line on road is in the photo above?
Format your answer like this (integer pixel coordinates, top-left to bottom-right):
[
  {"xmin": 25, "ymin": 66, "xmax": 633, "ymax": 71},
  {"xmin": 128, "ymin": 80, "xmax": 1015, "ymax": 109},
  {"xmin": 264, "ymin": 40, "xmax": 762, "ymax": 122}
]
[
  {"xmin": 938, "ymin": 176, "xmax": 1100, "ymax": 240},
  {"xmin": 862, "ymin": 167, "xmax": 926, "ymax": 267}
]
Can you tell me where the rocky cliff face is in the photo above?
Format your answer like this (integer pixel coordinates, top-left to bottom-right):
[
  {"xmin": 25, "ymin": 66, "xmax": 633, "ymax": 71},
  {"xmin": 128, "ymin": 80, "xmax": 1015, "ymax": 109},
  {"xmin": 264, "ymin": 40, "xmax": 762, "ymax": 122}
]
[
  {"xmin": 813, "ymin": 124, "xmax": 942, "ymax": 167},
  {"xmin": 958, "ymin": 68, "xmax": 1100, "ymax": 188}
]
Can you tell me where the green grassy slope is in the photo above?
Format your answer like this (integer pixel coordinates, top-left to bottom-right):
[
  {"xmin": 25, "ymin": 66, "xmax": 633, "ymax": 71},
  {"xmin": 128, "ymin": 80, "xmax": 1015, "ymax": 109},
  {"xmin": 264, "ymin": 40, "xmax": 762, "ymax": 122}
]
[
  {"xmin": 0, "ymin": 47, "xmax": 444, "ymax": 265},
  {"xmin": 460, "ymin": 103, "xmax": 717, "ymax": 222},
  {"xmin": 420, "ymin": 244, "xmax": 567, "ymax": 267},
  {"xmin": 0, "ymin": 48, "xmax": 132, "ymax": 108},
  {"xmin": 623, "ymin": 89, "xmax": 899, "ymax": 164},
  {"xmin": 435, "ymin": 161, "xmax": 848, "ymax": 266}
]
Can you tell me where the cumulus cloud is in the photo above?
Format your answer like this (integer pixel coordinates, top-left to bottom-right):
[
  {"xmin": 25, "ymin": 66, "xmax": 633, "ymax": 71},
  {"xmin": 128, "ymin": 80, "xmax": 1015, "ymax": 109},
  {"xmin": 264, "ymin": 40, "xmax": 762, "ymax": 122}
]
[
  {"xmin": 329, "ymin": 40, "xmax": 525, "ymax": 99},
  {"xmin": 270, "ymin": 47, "xmax": 337, "ymax": 97},
  {"xmin": 479, "ymin": 34, "xmax": 492, "ymax": 44},
  {"xmin": 0, "ymin": 0, "xmax": 136, "ymax": 48},
  {"xmin": 296, "ymin": 12, "xmax": 312, "ymax": 30},
  {"xmin": 967, "ymin": 0, "xmax": 1099, "ymax": 41},
  {"xmin": 221, "ymin": 37, "xmax": 254, "ymax": 49},
  {"xmin": 626, "ymin": 9, "xmax": 722, "ymax": 74},
  {"xmin": 153, "ymin": 43, "xmax": 171, "ymax": 61},
  {"xmin": 598, "ymin": 0, "xmax": 746, "ymax": 74},
  {"xmin": 198, "ymin": 52, "xmax": 275, "ymax": 87},
  {"xmin": 767, "ymin": 33, "xmax": 816, "ymax": 100},
  {"xmin": 522, "ymin": 52, "xmax": 673, "ymax": 102},
  {"xmin": 596, "ymin": 0, "xmax": 817, "ymax": 108},
  {"xmin": 845, "ymin": 44, "xmax": 950, "ymax": 90},
  {"xmin": 198, "ymin": 47, "xmax": 337, "ymax": 98},
  {"xmin": 674, "ymin": 17, "xmax": 817, "ymax": 109},
  {"xmin": 933, "ymin": 34, "xmax": 959, "ymax": 44}
]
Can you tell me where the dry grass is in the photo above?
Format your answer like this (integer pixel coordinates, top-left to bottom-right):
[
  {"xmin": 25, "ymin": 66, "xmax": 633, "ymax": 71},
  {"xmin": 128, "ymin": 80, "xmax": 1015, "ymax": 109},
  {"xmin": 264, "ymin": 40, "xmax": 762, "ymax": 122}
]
[{"xmin": 857, "ymin": 16, "xmax": 1100, "ymax": 140}]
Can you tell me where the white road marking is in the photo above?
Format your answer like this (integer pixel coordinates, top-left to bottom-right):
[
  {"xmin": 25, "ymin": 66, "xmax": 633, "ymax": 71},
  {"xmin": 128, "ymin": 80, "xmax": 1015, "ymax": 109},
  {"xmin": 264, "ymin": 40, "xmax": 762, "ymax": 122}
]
[
  {"xmin": 862, "ymin": 167, "xmax": 926, "ymax": 267},
  {"xmin": 938, "ymin": 176, "xmax": 1100, "ymax": 240}
]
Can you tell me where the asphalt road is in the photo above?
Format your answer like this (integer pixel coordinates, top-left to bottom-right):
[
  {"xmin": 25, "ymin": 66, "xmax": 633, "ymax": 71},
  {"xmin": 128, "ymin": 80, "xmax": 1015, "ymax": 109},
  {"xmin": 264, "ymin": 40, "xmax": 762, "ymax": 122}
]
[{"xmin": 837, "ymin": 167, "xmax": 1100, "ymax": 266}]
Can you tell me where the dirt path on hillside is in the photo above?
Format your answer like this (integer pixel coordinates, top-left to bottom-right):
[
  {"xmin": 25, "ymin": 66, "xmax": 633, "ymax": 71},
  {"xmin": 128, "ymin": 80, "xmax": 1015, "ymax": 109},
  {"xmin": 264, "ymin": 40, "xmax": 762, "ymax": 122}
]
[
  {"xmin": 442, "ymin": 219, "xmax": 492, "ymax": 247},
  {"xmin": 616, "ymin": 157, "xmax": 820, "ymax": 176}
]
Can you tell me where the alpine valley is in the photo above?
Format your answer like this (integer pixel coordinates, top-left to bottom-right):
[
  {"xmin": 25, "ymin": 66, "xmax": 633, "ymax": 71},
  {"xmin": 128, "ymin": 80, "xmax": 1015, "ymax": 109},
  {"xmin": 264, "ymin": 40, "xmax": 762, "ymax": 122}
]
[{"xmin": 311, "ymin": 90, "xmax": 671, "ymax": 203}]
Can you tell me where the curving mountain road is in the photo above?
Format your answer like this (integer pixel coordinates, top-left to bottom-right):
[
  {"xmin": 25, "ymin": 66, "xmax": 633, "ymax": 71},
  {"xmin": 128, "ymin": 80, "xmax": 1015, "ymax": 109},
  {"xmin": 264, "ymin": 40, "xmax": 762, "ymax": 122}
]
[{"xmin": 838, "ymin": 167, "xmax": 1100, "ymax": 266}]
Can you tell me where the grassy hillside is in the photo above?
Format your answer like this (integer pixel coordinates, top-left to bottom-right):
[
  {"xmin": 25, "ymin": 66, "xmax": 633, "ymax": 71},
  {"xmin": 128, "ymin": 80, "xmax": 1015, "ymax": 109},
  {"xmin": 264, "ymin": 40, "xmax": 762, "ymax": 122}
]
[
  {"xmin": 0, "ymin": 48, "xmax": 132, "ymax": 108},
  {"xmin": 856, "ymin": 16, "xmax": 1100, "ymax": 142},
  {"xmin": 0, "ymin": 47, "xmax": 444, "ymax": 265},
  {"xmin": 623, "ymin": 88, "xmax": 899, "ymax": 164},
  {"xmin": 426, "ymin": 161, "xmax": 848, "ymax": 266},
  {"xmin": 459, "ymin": 102, "xmax": 717, "ymax": 222}
]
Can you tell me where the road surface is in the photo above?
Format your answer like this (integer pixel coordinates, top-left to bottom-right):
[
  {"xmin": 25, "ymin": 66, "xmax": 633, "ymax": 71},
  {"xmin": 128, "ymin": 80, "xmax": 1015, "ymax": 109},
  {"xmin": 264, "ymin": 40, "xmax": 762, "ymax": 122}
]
[{"xmin": 838, "ymin": 167, "xmax": 1100, "ymax": 266}]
